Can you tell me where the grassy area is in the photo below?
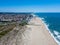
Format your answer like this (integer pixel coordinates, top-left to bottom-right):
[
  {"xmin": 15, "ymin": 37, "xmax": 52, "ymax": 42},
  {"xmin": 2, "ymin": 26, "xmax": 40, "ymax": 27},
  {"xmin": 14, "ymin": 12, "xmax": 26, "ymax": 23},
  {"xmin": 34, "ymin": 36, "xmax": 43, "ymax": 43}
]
[
  {"xmin": 0, "ymin": 25, "xmax": 4, "ymax": 29},
  {"xmin": 0, "ymin": 24, "xmax": 16, "ymax": 38},
  {"xmin": 0, "ymin": 20, "xmax": 28, "ymax": 38},
  {"xmin": 19, "ymin": 20, "xmax": 28, "ymax": 26},
  {"xmin": 0, "ymin": 25, "xmax": 6, "ymax": 32}
]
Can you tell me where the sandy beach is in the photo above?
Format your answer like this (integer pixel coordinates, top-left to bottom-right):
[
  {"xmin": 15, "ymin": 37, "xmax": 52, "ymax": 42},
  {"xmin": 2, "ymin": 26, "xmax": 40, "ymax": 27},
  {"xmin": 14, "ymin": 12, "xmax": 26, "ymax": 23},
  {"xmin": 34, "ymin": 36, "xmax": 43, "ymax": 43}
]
[
  {"xmin": 0, "ymin": 16, "xmax": 58, "ymax": 45},
  {"xmin": 26, "ymin": 16, "xmax": 58, "ymax": 45}
]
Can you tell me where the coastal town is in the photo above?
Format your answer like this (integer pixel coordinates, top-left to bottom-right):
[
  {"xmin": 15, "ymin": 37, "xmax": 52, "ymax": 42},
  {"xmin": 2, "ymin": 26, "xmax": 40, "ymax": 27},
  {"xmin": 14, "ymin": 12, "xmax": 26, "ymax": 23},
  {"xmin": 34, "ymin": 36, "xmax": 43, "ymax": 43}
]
[
  {"xmin": 0, "ymin": 13, "xmax": 58, "ymax": 45},
  {"xmin": 0, "ymin": 13, "xmax": 33, "ymax": 22},
  {"xmin": 0, "ymin": 13, "xmax": 33, "ymax": 39}
]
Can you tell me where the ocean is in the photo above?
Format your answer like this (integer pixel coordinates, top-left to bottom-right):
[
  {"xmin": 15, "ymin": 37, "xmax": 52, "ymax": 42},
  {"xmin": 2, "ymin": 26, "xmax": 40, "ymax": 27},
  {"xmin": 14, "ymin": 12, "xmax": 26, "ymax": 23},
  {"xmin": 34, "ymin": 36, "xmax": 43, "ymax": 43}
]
[{"xmin": 35, "ymin": 13, "xmax": 60, "ymax": 44}]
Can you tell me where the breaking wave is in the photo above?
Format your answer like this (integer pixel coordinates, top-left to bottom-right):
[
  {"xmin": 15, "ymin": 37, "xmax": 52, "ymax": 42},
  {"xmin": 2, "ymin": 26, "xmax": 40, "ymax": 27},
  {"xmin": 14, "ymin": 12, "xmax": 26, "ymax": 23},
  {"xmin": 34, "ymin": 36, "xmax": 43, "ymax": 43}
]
[{"xmin": 32, "ymin": 13, "xmax": 60, "ymax": 45}]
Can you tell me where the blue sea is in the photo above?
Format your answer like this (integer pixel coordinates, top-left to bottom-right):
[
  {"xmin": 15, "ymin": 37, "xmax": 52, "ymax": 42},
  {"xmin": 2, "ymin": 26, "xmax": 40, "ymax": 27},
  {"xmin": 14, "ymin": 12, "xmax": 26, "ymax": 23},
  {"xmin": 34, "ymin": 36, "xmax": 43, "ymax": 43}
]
[{"xmin": 35, "ymin": 13, "xmax": 60, "ymax": 44}]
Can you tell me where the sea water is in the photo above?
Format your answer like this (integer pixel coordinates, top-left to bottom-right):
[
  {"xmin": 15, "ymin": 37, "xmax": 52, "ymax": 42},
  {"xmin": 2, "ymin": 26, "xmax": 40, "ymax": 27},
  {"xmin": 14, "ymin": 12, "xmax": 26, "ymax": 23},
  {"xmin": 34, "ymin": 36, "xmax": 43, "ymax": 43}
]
[{"xmin": 35, "ymin": 13, "xmax": 60, "ymax": 45}]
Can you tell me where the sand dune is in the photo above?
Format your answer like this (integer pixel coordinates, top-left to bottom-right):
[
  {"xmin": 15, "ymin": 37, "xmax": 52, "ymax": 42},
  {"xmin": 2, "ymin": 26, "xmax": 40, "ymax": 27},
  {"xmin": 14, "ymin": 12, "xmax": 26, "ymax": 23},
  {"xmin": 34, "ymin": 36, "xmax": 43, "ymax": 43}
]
[{"xmin": 0, "ymin": 17, "xmax": 58, "ymax": 45}]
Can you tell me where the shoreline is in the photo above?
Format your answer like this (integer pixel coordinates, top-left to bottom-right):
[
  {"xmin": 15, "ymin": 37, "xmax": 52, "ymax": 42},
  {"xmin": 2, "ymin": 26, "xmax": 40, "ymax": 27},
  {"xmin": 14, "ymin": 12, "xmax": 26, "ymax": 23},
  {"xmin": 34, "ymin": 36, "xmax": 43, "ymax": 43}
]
[
  {"xmin": 0, "ymin": 14, "xmax": 58, "ymax": 45},
  {"xmin": 28, "ymin": 14, "xmax": 58, "ymax": 45},
  {"xmin": 37, "ymin": 16, "xmax": 59, "ymax": 44}
]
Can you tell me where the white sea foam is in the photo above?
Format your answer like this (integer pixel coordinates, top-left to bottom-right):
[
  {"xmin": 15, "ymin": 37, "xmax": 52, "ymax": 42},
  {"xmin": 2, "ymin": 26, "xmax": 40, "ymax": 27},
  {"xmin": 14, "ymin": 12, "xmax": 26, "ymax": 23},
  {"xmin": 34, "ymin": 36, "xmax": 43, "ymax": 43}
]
[
  {"xmin": 40, "ymin": 17, "xmax": 60, "ymax": 45},
  {"xmin": 32, "ymin": 13, "xmax": 59, "ymax": 45},
  {"xmin": 54, "ymin": 31, "xmax": 59, "ymax": 36},
  {"xmin": 41, "ymin": 17, "xmax": 60, "ymax": 45},
  {"xmin": 53, "ymin": 31, "xmax": 60, "ymax": 45},
  {"xmin": 57, "ymin": 35, "xmax": 60, "ymax": 38}
]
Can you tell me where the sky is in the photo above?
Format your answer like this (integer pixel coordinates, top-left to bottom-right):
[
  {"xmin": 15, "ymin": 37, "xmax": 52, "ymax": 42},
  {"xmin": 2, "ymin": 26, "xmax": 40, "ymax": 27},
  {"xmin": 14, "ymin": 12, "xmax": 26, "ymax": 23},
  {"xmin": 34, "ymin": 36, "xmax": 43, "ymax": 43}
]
[{"xmin": 0, "ymin": 0, "xmax": 60, "ymax": 12}]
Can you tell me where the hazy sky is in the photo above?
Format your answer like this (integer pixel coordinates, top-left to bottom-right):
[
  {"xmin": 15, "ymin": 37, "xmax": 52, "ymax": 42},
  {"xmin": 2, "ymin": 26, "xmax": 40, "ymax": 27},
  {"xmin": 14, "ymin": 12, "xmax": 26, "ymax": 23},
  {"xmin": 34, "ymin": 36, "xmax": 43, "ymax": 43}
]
[{"xmin": 0, "ymin": 0, "xmax": 60, "ymax": 12}]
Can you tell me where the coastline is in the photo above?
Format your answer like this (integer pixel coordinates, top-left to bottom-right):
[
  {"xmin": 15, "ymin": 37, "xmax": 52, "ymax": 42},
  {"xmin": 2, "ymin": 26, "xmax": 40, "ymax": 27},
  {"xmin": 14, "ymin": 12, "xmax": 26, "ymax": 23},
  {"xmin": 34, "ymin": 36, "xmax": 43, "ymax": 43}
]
[
  {"xmin": 0, "ymin": 14, "xmax": 58, "ymax": 45},
  {"xmin": 36, "ymin": 16, "xmax": 59, "ymax": 45},
  {"xmin": 37, "ymin": 16, "xmax": 59, "ymax": 44},
  {"xmin": 27, "ymin": 15, "xmax": 58, "ymax": 45}
]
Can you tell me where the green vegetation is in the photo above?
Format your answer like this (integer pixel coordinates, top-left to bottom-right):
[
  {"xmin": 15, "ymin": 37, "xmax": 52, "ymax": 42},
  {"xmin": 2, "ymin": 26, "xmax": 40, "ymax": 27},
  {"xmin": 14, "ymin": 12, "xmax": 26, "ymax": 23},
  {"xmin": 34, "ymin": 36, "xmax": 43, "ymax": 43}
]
[
  {"xmin": 0, "ymin": 25, "xmax": 4, "ymax": 29},
  {"xmin": 0, "ymin": 24, "xmax": 16, "ymax": 38},
  {"xmin": 0, "ymin": 20, "xmax": 28, "ymax": 38},
  {"xmin": 19, "ymin": 20, "xmax": 28, "ymax": 26}
]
